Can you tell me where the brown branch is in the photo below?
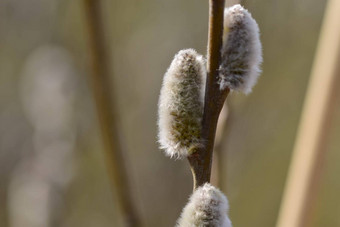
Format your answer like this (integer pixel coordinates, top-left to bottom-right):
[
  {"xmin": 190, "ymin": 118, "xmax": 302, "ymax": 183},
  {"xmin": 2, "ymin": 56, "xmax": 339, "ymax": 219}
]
[
  {"xmin": 210, "ymin": 0, "xmax": 242, "ymax": 191},
  {"xmin": 188, "ymin": 0, "xmax": 229, "ymax": 190},
  {"xmin": 83, "ymin": 1, "xmax": 140, "ymax": 226}
]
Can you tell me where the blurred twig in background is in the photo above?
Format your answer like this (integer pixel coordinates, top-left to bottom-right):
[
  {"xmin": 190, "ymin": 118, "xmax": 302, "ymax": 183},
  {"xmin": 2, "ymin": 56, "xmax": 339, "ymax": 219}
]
[
  {"xmin": 276, "ymin": 0, "xmax": 340, "ymax": 226},
  {"xmin": 82, "ymin": 0, "xmax": 140, "ymax": 226},
  {"xmin": 211, "ymin": 103, "xmax": 229, "ymax": 188}
]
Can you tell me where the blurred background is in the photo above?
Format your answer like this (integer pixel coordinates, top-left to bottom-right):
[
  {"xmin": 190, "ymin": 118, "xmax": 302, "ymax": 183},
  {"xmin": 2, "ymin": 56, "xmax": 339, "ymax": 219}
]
[{"xmin": 0, "ymin": 0, "xmax": 339, "ymax": 226}]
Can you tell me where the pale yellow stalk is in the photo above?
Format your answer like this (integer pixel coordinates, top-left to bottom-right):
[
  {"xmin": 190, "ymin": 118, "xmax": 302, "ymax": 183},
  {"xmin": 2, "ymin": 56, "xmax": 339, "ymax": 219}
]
[{"xmin": 276, "ymin": 0, "xmax": 340, "ymax": 226}]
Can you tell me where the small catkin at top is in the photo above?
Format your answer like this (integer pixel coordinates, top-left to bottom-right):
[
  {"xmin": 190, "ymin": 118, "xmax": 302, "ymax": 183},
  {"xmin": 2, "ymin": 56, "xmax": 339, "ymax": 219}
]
[
  {"xmin": 176, "ymin": 183, "xmax": 232, "ymax": 227},
  {"xmin": 219, "ymin": 4, "xmax": 263, "ymax": 94},
  {"xmin": 158, "ymin": 49, "xmax": 206, "ymax": 159}
]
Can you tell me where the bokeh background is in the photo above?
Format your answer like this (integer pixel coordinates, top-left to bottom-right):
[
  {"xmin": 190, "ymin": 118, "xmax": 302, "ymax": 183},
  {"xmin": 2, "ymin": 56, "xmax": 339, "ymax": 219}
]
[{"xmin": 0, "ymin": 0, "xmax": 339, "ymax": 226}]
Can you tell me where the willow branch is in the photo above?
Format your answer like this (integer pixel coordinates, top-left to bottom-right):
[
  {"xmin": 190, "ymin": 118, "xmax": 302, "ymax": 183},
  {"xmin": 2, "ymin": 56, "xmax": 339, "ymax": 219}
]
[
  {"xmin": 276, "ymin": 0, "xmax": 340, "ymax": 226},
  {"xmin": 188, "ymin": 0, "xmax": 229, "ymax": 190},
  {"xmin": 83, "ymin": 1, "xmax": 140, "ymax": 226}
]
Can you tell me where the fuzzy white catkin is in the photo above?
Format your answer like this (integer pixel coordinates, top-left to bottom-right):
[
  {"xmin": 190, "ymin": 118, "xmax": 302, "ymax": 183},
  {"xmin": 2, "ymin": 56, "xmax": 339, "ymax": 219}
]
[
  {"xmin": 219, "ymin": 4, "xmax": 263, "ymax": 94},
  {"xmin": 176, "ymin": 183, "xmax": 232, "ymax": 227},
  {"xmin": 158, "ymin": 49, "xmax": 206, "ymax": 159}
]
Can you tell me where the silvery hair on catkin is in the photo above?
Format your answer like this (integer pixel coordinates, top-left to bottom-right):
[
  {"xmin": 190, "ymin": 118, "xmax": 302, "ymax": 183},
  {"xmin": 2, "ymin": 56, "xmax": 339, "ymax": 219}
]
[
  {"xmin": 219, "ymin": 4, "xmax": 263, "ymax": 94},
  {"xmin": 158, "ymin": 49, "xmax": 206, "ymax": 159},
  {"xmin": 176, "ymin": 183, "xmax": 232, "ymax": 227}
]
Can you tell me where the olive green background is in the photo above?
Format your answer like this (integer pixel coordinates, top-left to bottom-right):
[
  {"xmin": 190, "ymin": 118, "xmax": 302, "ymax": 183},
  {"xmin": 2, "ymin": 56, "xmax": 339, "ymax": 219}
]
[{"xmin": 0, "ymin": 0, "xmax": 339, "ymax": 226}]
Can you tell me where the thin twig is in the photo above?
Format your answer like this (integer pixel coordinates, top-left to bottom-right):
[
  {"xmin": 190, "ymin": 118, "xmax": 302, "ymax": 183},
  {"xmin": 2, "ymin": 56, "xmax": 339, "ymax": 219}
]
[
  {"xmin": 276, "ymin": 0, "xmax": 340, "ymax": 226},
  {"xmin": 211, "ymin": 104, "xmax": 229, "ymax": 188},
  {"xmin": 188, "ymin": 0, "xmax": 229, "ymax": 190},
  {"xmin": 83, "ymin": 1, "xmax": 140, "ymax": 226}
]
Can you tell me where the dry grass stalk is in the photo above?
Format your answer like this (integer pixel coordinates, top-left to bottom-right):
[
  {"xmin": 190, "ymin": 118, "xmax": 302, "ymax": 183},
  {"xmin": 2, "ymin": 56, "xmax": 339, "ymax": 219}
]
[{"xmin": 276, "ymin": 0, "xmax": 340, "ymax": 226}]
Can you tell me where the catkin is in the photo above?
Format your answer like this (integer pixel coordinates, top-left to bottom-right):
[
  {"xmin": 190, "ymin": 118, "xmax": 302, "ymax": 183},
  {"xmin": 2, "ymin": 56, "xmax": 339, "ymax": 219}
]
[
  {"xmin": 219, "ymin": 4, "xmax": 263, "ymax": 94},
  {"xmin": 158, "ymin": 49, "xmax": 206, "ymax": 159},
  {"xmin": 176, "ymin": 183, "xmax": 232, "ymax": 227}
]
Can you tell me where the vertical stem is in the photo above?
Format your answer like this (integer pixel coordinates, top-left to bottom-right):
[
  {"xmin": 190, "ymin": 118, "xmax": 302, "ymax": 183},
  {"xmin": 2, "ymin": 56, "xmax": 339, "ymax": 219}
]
[
  {"xmin": 210, "ymin": 0, "xmax": 240, "ymax": 190},
  {"xmin": 276, "ymin": 0, "xmax": 340, "ymax": 226},
  {"xmin": 83, "ymin": 1, "xmax": 140, "ymax": 226},
  {"xmin": 188, "ymin": 0, "xmax": 228, "ymax": 190},
  {"xmin": 211, "ymin": 104, "xmax": 229, "ymax": 189}
]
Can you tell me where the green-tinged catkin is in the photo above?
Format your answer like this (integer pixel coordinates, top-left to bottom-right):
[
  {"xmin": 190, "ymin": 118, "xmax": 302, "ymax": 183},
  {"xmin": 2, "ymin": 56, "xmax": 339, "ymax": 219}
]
[{"xmin": 158, "ymin": 49, "xmax": 206, "ymax": 159}]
